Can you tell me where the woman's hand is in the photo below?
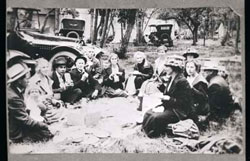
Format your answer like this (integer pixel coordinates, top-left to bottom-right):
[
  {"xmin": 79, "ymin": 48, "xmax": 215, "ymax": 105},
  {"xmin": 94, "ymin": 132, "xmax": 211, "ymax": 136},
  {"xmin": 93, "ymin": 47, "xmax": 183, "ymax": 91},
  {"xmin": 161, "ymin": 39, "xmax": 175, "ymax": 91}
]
[
  {"xmin": 159, "ymin": 95, "xmax": 170, "ymax": 101},
  {"xmin": 133, "ymin": 70, "xmax": 141, "ymax": 75}
]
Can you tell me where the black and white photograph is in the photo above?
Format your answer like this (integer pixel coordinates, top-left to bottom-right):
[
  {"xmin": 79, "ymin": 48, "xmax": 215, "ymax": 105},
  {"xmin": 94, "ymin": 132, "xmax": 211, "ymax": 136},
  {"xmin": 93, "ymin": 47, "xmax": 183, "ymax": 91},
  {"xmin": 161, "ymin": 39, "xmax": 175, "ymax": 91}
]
[{"xmin": 6, "ymin": 7, "xmax": 243, "ymax": 154}]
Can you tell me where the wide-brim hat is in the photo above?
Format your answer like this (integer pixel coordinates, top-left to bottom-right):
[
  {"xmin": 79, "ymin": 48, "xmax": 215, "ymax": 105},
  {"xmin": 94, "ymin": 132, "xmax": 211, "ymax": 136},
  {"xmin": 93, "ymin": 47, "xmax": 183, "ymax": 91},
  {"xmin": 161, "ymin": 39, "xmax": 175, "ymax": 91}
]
[
  {"xmin": 7, "ymin": 63, "xmax": 31, "ymax": 84},
  {"xmin": 183, "ymin": 48, "xmax": 199, "ymax": 58},
  {"xmin": 164, "ymin": 55, "xmax": 185, "ymax": 68},
  {"xmin": 157, "ymin": 45, "xmax": 168, "ymax": 53},
  {"xmin": 53, "ymin": 56, "xmax": 67, "ymax": 69},
  {"xmin": 201, "ymin": 60, "xmax": 219, "ymax": 71}
]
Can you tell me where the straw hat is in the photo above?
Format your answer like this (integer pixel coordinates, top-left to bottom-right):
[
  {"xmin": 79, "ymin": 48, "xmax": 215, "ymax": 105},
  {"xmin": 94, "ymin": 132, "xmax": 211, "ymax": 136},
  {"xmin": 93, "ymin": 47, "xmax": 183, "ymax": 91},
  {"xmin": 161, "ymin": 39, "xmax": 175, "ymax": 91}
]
[
  {"xmin": 7, "ymin": 63, "xmax": 31, "ymax": 84},
  {"xmin": 157, "ymin": 45, "xmax": 168, "ymax": 53},
  {"xmin": 201, "ymin": 60, "xmax": 219, "ymax": 71},
  {"xmin": 183, "ymin": 48, "xmax": 199, "ymax": 58},
  {"xmin": 164, "ymin": 55, "xmax": 185, "ymax": 68}
]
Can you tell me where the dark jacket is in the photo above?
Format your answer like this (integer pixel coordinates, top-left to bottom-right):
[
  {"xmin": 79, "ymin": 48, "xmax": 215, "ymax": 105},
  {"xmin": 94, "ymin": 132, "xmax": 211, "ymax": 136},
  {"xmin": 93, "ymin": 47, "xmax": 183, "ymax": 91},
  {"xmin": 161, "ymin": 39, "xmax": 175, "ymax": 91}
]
[
  {"xmin": 207, "ymin": 75, "xmax": 235, "ymax": 119},
  {"xmin": 8, "ymin": 85, "xmax": 41, "ymax": 141},
  {"xmin": 51, "ymin": 71, "xmax": 66, "ymax": 93},
  {"xmin": 158, "ymin": 73, "xmax": 193, "ymax": 120},
  {"xmin": 134, "ymin": 60, "xmax": 154, "ymax": 80},
  {"xmin": 191, "ymin": 74, "xmax": 209, "ymax": 115},
  {"xmin": 102, "ymin": 65, "xmax": 125, "ymax": 90},
  {"xmin": 86, "ymin": 58, "xmax": 102, "ymax": 79},
  {"xmin": 70, "ymin": 68, "xmax": 101, "ymax": 94}
]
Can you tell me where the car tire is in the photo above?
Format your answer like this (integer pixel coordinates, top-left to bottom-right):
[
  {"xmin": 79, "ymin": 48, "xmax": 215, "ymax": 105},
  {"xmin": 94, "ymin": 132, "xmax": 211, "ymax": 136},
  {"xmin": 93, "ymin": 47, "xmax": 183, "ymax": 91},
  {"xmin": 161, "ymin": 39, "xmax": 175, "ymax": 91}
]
[{"xmin": 66, "ymin": 31, "xmax": 80, "ymax": 39}]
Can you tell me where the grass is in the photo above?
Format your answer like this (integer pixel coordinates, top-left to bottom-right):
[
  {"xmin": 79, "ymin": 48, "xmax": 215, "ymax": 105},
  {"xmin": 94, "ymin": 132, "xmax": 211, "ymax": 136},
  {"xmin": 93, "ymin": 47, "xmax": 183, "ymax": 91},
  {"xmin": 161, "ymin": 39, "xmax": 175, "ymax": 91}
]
[{"xmin": 9, "ymin": 38, "xmax": 243, "ymax": 154}]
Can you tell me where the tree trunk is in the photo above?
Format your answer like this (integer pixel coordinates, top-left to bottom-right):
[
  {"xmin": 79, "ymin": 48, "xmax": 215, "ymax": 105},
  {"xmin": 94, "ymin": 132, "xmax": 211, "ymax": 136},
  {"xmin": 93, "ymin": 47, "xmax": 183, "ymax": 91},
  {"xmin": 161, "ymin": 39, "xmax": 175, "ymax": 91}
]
[
  {"xmin": 235, "ymin": 15, "xmax": 240, "ymax": 54},
  {"xmin": 136, "ymin": 13, "xmax": 143, "ymax": 45},
  {"xmin": 118, "ymin": 10, "xmax": 137, "ymax": 58},
  {"xmin": 104, "ymin": 10, "xmax": 114, "ymax": 44},
  {"xmin": 121, "ymin": 23, "xmax": 124, "ymax": 44},
  {"xmin": 97, "ymin": 10, "xmax": 105, "ymax": 37},
  {"xmin": 54, "ymin": 8, "xmax": 60, "ymax": 33},
  {"xmin": 100, "ymin": 9, "xmax": 110, "ymax": 48},
  {"xmin": 192, "ymin": 26, "xmax": 198, "ymax": 45},
  {"xmin": 90, "ymin": 9, "xmax": 94, "ymax": 42},
  {"xmin": 40, "ymin": 9, "xmax": 55, "ymax": 33},
  {"xmin": 92, "ymin": 9, "xmax": 99, "ymax": 44}
]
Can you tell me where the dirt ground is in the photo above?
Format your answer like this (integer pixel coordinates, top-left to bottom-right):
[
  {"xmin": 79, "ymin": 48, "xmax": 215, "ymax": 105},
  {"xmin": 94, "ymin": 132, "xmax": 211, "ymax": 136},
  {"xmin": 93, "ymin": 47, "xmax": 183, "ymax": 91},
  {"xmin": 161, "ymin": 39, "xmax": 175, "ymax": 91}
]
[{"xmin": 9, "ymin": 39, "xmax": 244, "ymax": 154}]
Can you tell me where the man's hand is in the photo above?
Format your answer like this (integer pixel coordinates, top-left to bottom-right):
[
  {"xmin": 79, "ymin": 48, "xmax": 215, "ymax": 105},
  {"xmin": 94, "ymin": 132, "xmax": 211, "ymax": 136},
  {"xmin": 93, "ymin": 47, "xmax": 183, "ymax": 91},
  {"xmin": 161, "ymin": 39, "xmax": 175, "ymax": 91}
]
[
  {"xmin": 91, "ymin": 90, "xmax": 98, "ymax": 98},
  {"xmin": 81, "ymin": 73, "xmax": 89, "ymax": 81},
  {"xmin": 37, "ymin": 122, "xmax": 49, "ymax": 130}
]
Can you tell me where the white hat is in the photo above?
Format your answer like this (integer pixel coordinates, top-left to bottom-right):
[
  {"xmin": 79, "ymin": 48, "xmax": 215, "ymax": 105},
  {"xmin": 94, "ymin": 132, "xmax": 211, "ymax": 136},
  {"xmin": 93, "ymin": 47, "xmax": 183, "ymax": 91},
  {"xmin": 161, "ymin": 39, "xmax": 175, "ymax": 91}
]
[{"xmin": 7, "ymin": 63, "xmax": 31, "ymax": 84}]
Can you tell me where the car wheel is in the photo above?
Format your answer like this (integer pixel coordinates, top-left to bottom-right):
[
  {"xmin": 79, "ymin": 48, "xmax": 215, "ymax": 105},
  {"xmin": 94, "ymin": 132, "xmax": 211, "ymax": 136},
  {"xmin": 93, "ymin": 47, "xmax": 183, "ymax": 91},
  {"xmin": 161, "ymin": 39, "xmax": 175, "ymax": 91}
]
[
  {"xmin": 66, "ymin": 31, "xmax": 80, "ymax": 39},
  {"xmin": 49, "ymin": 51, "xmax": 78, "ymax": 70}
]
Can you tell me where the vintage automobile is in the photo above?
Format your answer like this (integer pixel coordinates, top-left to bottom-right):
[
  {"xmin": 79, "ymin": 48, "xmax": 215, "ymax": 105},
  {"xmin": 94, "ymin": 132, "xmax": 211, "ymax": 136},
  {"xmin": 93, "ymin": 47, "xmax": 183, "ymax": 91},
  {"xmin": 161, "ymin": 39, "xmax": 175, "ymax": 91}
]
[
  {"xmin": 7, "ymin": 8, "xmax": 104, "ymax": 69},
  {"xmin": 58, "ymin": 18, "xmax": 85, "ymax": 39},
  {"xmin": 148, "ymin": 24, "xmax": 173, "ymax": 47}
]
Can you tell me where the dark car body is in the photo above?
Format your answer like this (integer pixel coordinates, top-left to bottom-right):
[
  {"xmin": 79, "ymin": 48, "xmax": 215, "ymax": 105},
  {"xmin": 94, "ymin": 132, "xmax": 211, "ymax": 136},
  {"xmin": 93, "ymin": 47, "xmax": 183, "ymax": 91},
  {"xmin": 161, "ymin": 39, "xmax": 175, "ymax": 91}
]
[
  {"xmin": 7, "ymin": 30, "xmax": 104, "ymax": 67},
  {"xmin": 148, "ymin": 24, "xmax": 173, "ymax": 47},
  {"xmin": 58, "ymin": 18, "xmax": 85, "ymax": 39}
]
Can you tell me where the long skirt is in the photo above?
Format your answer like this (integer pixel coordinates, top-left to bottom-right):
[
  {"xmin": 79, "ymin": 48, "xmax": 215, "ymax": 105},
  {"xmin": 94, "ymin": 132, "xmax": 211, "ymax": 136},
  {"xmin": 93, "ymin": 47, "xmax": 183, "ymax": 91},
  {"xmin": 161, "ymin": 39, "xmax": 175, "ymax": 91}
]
[{"xmin": 142, "ymin": 108, "xmax": 179, "ymax": 138}]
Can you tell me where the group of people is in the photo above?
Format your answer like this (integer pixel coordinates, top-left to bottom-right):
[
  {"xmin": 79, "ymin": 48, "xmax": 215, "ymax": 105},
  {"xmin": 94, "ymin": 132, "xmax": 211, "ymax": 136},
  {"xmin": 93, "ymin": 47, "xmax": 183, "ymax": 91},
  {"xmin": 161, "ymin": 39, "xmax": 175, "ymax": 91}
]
[{"xmin": 7, "ymin": 46, "xmax": 241, "ymax": 143}]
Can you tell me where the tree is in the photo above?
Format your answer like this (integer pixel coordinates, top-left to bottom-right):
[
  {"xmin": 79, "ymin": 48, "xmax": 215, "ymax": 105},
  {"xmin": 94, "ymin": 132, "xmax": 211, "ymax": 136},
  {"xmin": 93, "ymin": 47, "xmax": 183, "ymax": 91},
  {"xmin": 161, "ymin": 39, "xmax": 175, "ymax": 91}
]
[
  {"xmin": 100, "ymin": 9, "xmax": 111, "ymax": 48},
  {"xmin": 40, "ymin": 9, "xmax": 55, "ymax": 33},
  {"xmin": 92, "ymin": 9, "xmax": 99, "ymax": 44},
  {"xmin": 89, "ymin": 9, "xmax": 94, "ymax": 43},
  {"xmin": 116, "ymin": 9, "xmax": 138, "ymax": 58},
  {"xmin": 158, "ymin": 8, "xmax": 207, "ymax": 45}
]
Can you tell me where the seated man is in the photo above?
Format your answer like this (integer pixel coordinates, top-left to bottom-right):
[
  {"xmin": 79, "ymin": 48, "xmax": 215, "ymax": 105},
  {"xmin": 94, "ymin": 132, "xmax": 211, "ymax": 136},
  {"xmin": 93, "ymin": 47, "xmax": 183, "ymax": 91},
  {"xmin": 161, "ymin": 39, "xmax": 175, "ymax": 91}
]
[
  {"xmin": 85, "ymin": 49, "xmax": 102, "ymax": 82},
  {"xmin": 51, "ymin": 56, "xmax": 82, "ymax": 105},
  {"xmin": 7, "ymin": 62, "xmax": 54, "ymax": 143},
  {"xmin": 70, "ymin": 56, "xmax": 101, "ymax": 99},
  {"xmin": 202, "ymin": 62, "xmax": 241, "ymax": 123}
]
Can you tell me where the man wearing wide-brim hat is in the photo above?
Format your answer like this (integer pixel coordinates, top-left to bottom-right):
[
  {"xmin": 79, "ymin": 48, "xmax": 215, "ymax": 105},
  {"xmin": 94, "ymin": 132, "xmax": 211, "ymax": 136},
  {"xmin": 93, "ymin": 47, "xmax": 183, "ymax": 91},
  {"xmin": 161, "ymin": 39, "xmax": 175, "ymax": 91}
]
[
  {"xmin": 183, "ymin": 48, "xmax": 199, "ymax": 60},
  {"xmin": 7, "ymin": 63, "xmax": 53, "ymax": 143},
  {"xmin": 201, "ymin": 61, "xmax": 241, "ymax": 122},
  {"xmin": 142, "ymin": 55, "xmax": 193, "ymax": 138}
]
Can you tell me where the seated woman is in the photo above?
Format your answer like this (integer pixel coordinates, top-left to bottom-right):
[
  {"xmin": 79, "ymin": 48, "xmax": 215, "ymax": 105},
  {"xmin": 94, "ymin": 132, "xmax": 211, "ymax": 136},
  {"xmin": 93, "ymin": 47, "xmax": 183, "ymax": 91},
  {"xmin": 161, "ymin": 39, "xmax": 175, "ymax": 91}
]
[
  {"xmin": 28, "ymin": 58, "xmax": 65, "ymax": 120},
  {"xmin": 142, "ymin": 55, "xmax": 193, "ymax": 138},
  {"xmin": 29, "ymin": 58, "xmax": 54, "ymax": 97},
  {"xmin": 137, "ymin": 47, "xmax": 180, "ymax": 112},
  {"xmin": 185, "ymin": 60, "xmax": 209, "ymax": 123},
  {"xmin": 101, "ymin": 53, "xmax": 127, "ymax": 97},
  {"xmin": 51, "ymin": 56, "xmax": 82, "ymax": 105},
  {"xmin": 70, "ymin": 56, "xmax": 101, "ymax": 99},
  {"xmin": 125, "ymin": 51, "xmax": 154, "ymax": 95}
]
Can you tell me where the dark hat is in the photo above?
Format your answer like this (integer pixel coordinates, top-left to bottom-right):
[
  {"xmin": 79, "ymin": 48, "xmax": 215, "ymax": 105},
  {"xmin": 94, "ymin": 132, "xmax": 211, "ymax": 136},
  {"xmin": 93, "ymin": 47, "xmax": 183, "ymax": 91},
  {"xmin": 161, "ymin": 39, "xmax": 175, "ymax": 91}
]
[
  {"xmin": 183, "ymin": 48, "xmax": 199, "ymax": 58},
  {"xmin": 53, "ymin": 56, "xmax": 67, "ymax": 70},
  {"xmin": 74, "ymin": 56, "xmax": 87, "ymax": 64}
]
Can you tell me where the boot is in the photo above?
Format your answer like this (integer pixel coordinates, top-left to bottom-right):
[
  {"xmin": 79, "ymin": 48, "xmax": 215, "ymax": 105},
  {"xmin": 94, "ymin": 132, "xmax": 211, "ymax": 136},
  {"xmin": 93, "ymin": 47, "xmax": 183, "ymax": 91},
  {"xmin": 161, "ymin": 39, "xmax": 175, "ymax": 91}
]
[{"xmin": 137, "ymin": 96, "xmax": 143, "ymax": 111}]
